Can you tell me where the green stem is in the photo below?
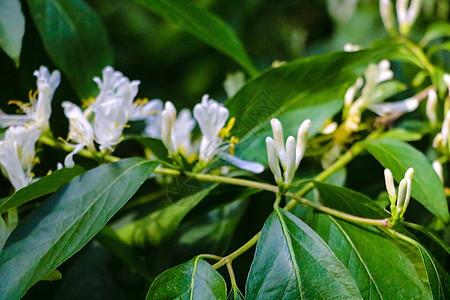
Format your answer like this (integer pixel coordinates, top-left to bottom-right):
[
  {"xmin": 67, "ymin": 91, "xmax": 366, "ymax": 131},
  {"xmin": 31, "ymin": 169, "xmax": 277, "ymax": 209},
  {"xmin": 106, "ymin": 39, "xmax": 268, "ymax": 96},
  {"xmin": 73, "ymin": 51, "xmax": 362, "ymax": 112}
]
[
  {"xmin": 213, "ymin": 232, "xmax": 261, "ymax": 269},
  {"xmin": 402, "ymin": 221, "xmax": 450, "ymax": 255}
]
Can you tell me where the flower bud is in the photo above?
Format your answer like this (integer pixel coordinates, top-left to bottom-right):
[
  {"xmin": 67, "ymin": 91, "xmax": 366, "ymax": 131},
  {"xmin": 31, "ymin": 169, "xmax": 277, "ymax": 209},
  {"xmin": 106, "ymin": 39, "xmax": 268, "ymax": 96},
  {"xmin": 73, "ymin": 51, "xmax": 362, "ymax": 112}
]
[
  {"xmin": 266, "ymin": 137, "xmax": 282, "ymax": 183},
  {"xmin": 426, "ymin": 88, "xmax": 438, "ymax": 126},
  {"xmin": 270, "ymin": 118, "xmax": 286, "ymax": 166},
  {"xmin": 380, "ymin": 0, "xmax": 397, "ymax": 36},
  {"xmin": 284, "ymin": 136, "xmax": 296, "ymax": 185},
  {"xmin": 432, "ymin": 160, "xmax": 443, "ymax": 182},
  {"xmin": 384, "ymin": 168, "xmax": 396, "ymax": 204},
  {"xmin": 295, "ymin": 119, "xmax": 311, "ymax": 167}
]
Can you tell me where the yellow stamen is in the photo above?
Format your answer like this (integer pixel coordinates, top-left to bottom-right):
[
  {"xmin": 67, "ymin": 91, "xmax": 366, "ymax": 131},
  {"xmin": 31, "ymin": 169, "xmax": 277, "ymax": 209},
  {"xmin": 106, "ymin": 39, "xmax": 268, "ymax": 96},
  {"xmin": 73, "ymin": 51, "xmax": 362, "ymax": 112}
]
[
  {"xmin": 46, "ymin": 169, "xmax": 53, "ymax": 176},
  {"xmin": 30, "ymin": 172, "xmax": 35, "ymax": 179},
  {"xmin": 33, "ymin": 157, "xmax": 41, "ymax": 164},
  {"xmin": 82, "ymin": 97, "xmax": 96, "ymax": 108},
  {"xmin": 218, "ymin": 117, "xmax": 236, "ymax": 138},
  {"xmin": 229, "ymin": 136, "xmax": 239, "ymax": 155}
]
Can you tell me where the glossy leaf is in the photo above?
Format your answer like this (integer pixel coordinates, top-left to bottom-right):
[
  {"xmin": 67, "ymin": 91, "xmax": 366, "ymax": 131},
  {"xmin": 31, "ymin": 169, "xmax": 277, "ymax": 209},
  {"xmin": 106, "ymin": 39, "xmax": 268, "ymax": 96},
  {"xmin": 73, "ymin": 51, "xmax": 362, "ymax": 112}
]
[
  {"xmin": 312, "ymin": 215, "xmax": 432, "ymax": 300},
  {"xmin": 245, "ymin": 208, "xmax": 362, "ymax": 299},
  {"xmin": 146, "ymin": 256, "xmax": 227, "ymax": 300},
  {"xmin": 313, "ymin": 181, "xmax": 388, "ymax": 219},
  {"xmin": 0, "ymin": 0, "xmax": 25, "ymax": 64},
  {"xmin": 134, "ymin": 0, "xmax": 257, "ymax": 75},
  {"xmin": 226, "ymin": 47, "xmax": 398, "ymax": 163},
  {"xmin": 415, "ymin": 244, "xmax": 445, "ymax": 300},
  {"xmin": 118, "ymin": 183, "xmax": 219, "ymax": 247},
  {"xmin": 0, "ymin": 158, "xmax": 157, "ymax": 299},
  {"xmin": 0, "ymin": 216, "xmax": 7, "ymax": 250},
  {"xmin": 0, "ymin": 166, "xmax": 84, "ymax": 215},
  {"xmin": 364, "ymin": 138, "xmax": 448, "ymax": 223},
  {"xmin": 26, "ymin": 0, "xmax": 113, "ymax": 97}
]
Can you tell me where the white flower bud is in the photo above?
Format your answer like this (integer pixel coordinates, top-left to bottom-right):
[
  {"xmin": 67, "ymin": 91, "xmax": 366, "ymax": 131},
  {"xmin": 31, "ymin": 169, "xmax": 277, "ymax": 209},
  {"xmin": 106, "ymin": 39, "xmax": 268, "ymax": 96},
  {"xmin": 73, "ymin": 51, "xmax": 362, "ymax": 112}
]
[
  {"xmin": 270, "ymin": 118, "xmax": 287, "ymax": 166},
  {"xmin": 426, "ymin": 88, "xmax": 438, "ymax": 126},
  {"xmin": 284, "ymin": 136, "xmax": 297, "ymax": 185},
  {"xmin": 384, "ymin": 168, "xmax": 396, "ymax": 202},
  {"xmin": 380, "ymin": 0, "xmax": 397, "ymax": 36},
  {"xmin": 404, "ymin": 167, "xmax": 414, "ymax": 181},
  {"xmin": 443, "ymin": 74, "xmax": 450, "ymax": 90},
  {"xmin": 295, "ymin": 119, "xmax": 311, "ymax": 168},
  {"xmin": 266, "ymin": 137, "xmax": 282, "ymax": 183},
  {"xmin": 432, "ymin": 160, "xmax": 443, "ymax": 182},
  {"xmin": 396, "ymin": 178, "xmax": 409, "ymax": 212},
  {"xmin": 161, "ymin": 110, "xmax": 176, "ymax": 156}
]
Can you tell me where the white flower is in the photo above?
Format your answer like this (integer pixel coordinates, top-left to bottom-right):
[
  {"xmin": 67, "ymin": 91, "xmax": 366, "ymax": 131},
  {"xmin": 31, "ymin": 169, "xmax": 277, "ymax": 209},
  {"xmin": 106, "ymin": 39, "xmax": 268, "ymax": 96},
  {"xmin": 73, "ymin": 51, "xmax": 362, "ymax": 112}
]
[
  {"xmin": 161, "ymin": 101, "xmax": 196, "ymax": 157},
  {"xmin": 396, "ymin": 0, "xmax": 421, "ymax": 36},
  {"xmin": 223, "ymin": 72, "xmax": 245, "ymax": 98},
  {"xmin": 433, "ymin": 110, "xmax": 450, "ymax": 150},
  {"xmin": 62, "ymin": 102, "xmax": 95, "ymax": 167},
  {"xmin": 426, "ymin": 88, "xmax": 438, "ymax": 126},
  {"xmin": 368, "ymin": 96, "xmax": 419, "ymax": 116},
  {"xmin": 90, "ymin": 67, "xmax": 141, "ymax": 151},
  {"xmin": 380, "ymin": 0, "xmax": 397, "ymax": 36},
  {"xmin": 193, "ymin": 95, "xmax": 229, "ymax": 162},
  {"xmin": 266, "ymin": 118, "xmax": 311, "ymax": 185},
  {"xmin": 0, "ymin": 66, "xmax": 60, "ymax": 131},
  {"xmin": 432, "ymin": 160, "xmax": 443, "ymax": 182},
  {"xmin": 384, "ymin": 167, "xmax": 414, "ymax": 219},
  {"xmin": 131, "ymin": 99, "xmax": 164, "ymax": 138},
  {"xmin": 0, "ymin": 125, "xmax": 41, "ymax": 190}
]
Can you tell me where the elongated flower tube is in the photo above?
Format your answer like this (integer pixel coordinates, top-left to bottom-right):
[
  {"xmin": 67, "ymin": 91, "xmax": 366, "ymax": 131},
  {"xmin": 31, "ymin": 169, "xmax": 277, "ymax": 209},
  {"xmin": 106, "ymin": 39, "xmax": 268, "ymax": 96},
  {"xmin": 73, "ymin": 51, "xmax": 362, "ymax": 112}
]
[
  {"xmin": 0, "ymin": 125, "xmax": 41, "ymax": 190},
  {"xmin": 161, "ymin": 101, "xmax": 196, "ymax": 158},
  {"xmin": 266, "ymin": 118, "xmax": 310, "ymax": 186},
  {"xmin": 0, "ymin": 66, "xmax": 60, "ymax": 131},
  {"xmin": 426, "ymin": 88, "xmax": 438, "ymax": 126},
  {"xmin": 432, "ymin": 160, "xmax": 443, "ymax": 182},
  {"xmin": 380, "ymin": 0, "xmax": 397, "ymax": 36},
  {"xmin": 433, "ymin": 110, "xmax": 450, "ymax": 151},
  {"xmin": 193, "ymin": 95, "xmax": 229, "ymax": 162},
  {"xmin": 384, "ymin": 168, "xmax": 396, "ymax": 205},
  {"xmin": 62, "ymin": 102, "xmax": 95, "ymax": 167}
]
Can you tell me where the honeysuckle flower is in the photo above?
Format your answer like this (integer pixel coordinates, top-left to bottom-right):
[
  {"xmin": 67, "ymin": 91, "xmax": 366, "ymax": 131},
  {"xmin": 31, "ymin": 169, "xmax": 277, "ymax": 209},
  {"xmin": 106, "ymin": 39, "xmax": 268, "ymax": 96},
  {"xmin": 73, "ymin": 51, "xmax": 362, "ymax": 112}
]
[
  {"xmin": 0, "ymin": 125, "xmax": 41, "ymax": 190},
  {"xmin": 433, "ymin": 110, "xmax": 450, "ymax": 151},
  {"xmin": 0, "ymin": 66, "xmax": 60, "ymax": 131},
  {"xmin": 266, "ymin": 118, "xmax": 311, "ymax": 186},
  {"xmin": 384, "ymin": 167, "xmax": 413, "ymax": 220},
  {"xmin": 130, "ymin": 99, "xmax": 164, "ymax": 138},
  {"xmin": 432, "ymin": 160, "xmax": 443, "ymax": 182},
  {"xmin": 193, "ymin": 95, "xmax": 229, "ymax": 162},
  {"xmin": 62, "ymin": 102, "xmax": 95, "ymax": 167},
  {"xmin": 223, "ymin": 72, "xmax": 245, "ymax": 98},
  {"xmin": 368, "ymin": 96, "xmax": 419, "ymax": 116},
  {"xmin": 161, "ymin": 101, "xmax": 196, "ymax": 158},
  {"xmin": 91, "ymin": 66, "xmax": 127, "ymax": 111},
  {"xmin": 396, "ymin": 0, "xmax": 421, "ymax": 36},
  {"xmin": 426, "ymin": 88, "xmax": 438, "ymax": 126},
  {"xmin": 380, "ymin": 0, "xmax": 397, "ymax": 36}
]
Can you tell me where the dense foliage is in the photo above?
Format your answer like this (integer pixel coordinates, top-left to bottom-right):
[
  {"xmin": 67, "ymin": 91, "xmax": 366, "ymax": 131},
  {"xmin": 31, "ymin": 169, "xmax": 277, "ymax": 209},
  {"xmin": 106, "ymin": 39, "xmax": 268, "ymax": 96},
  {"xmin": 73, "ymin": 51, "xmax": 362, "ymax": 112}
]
[{"xmin": 0, "ymin": 0, "xmax": 449, "ymax": 299}]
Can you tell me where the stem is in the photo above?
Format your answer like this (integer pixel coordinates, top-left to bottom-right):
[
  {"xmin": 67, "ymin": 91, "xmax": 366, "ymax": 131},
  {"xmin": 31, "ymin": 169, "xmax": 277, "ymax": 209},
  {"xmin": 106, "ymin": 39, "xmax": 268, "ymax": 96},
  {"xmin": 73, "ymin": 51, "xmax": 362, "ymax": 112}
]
[
  {"xmin": 402, "ymin": 221, "xmax": 450, "ymax": 255},
  {"xmin": 198, "ymin": 254, "xmax": 223, "ymax": 261},
  {"xmin": 213, "ymin": 232, "xmax": 261, "ymax": 269}
]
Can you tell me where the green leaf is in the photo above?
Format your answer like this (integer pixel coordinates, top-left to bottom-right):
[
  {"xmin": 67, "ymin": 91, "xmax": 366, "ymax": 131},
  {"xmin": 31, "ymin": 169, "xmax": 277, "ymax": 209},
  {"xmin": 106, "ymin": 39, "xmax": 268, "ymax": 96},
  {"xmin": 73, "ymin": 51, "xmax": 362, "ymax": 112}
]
[
  {"xmin": 41, "ymin": 269, "xmax": 62, "ymax": 281},
  {"xmin": 228, "ymin": 285, "xmax": 245, "ymax": 300},
  {"xmin": 0, "ymin": 0, "xmax": 25, "ymax": 65},
  {"xmin": 312, "ymin": 215, "xmax": 433, "ymax": 299},
  {"xmin": 363, "ymin": 138, "xmax": 449, "ymax": 223},
  {"xmin": 26, "ymin": 0, "xmax": 113, "ymax": 98},
  {"xmin": 131, "ymin": 136, "xmax": 170, "ymax": 162},
  {"xmin": 0, "ymin": 216, "xmax": 8, "ymax": 250},
  {"xmin": 134, "ymin": 0, "xmax": 257, "ymax": 75},
  {"xmin": 415, "ymin": 244, "xmax": 445, "ymax": 300},
  {"xmin": 421, "ymin": 22, "xmax": 450, "ymax": 46},
  {"xmin": 0, "ymin": 166, "xmax": 84, "ymax": 215},
  {"xmin": 146, "ymin": 256, "xmax": 227, "ymax": 300},
  {"xmin": 96, "ymin": 226, "xmax": 152, "ymax": 280},
  {"xmin": 379, "ymin": 128, "xmax": 423, "ymax": 142},
  {"xmin": 226, "ymin": 47, "xmax": 398, "ymax": 163},
  {"xmin": 245, "ymin": 208, "xmax": 362, "ymax": 299},
  {"xmin": 118, "ymin": 182, "xmax": 219, "ymax": 247},
  {"xmin": 313, "ymin": 181, "xmax": 388, "ymax": 219},
  {"xmin": 0, "ymin": 158, "xmax": 157, "ymax": 299}
]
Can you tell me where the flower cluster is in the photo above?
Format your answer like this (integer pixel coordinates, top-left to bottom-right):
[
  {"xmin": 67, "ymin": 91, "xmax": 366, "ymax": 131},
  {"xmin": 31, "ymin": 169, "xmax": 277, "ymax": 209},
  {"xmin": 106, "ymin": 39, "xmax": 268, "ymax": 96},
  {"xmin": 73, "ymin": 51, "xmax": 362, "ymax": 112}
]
[
  {"xmin": 380, "ymin": 0, "xmax": 422, "ymax": 36},
  {"xmin": 266, "ymin": 118, "xmax": 311, "ymax": 186},
  {"xmin": 0, "ymin": 66, "xmax": 60, "ymax": 190},
  {"xmin": 384, "ymin": 168, "xmax": 414, "ymax": 223}
]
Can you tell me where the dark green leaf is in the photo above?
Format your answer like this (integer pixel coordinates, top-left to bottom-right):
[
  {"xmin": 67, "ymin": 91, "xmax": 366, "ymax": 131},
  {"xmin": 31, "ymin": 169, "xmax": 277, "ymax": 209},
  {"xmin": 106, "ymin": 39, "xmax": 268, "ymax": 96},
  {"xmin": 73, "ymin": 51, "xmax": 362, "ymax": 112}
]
[
  {"xmin": 0, "ymin": 158, "xmax": 157, "ymax": 299},
  {"xmin": 146, "ymin": 257, "xmax": 227, "ymax": 300},
  {"xmin": 0, "ymin": 0, "xmax": 25, "ymax": 64},
  {"xmin": 228, "ymin": 285, "xmax": 245, "ymax": 300},
  {"xmin": 131, "ymin": 136, "xmax": 169, "ymax": 162},
  {"xmin": 0, "ymin": 166, "xmax": 84, "ymax": 215},
  {"xmin": 134, "ymin": 0, "xmax": 257, "ymax": 75},
  {"xmin": 245, "ymin": 208, "xmax": 362, "ymax": 299},
  {"xmin": 226, "ymin": 47, "xmax": 398, "ymax": 163},
  {"xmin": 379, "ymin": 128, "xmax": 422, "ymax": 142},
  {"xmin": 421, "ymin": 23, "xmax": 450, "ymax": 46},
  {"xmin": 363, "ymin": 138, "xmax": 448, "ymax": 223},
  {"xmin": 118, "ymin": 183, "xmax": 219, "ymax": 247},
  {"xmin": 312, "ymin": 215, "xmax": 433, "ymax": 299},
  {"xmin": 96, "ymin": 226, "xmax": 152, "ymax": 280},
  {"xmin": 26, "ymin": 0, "xmax": 113, "ymax": 98},
  {"xmin": 416, "ymin": 244, "xmax": 445, "ymax": 300},
  {"xmin": 41, "ymin": 269, "xmax": 62, "ymax": 281},
  {"xmin": 313, "ymin": 181, "xmax": 388, "ymax": 219},
  {"xmin": 0, "ymin": 216, "xmax": 7, "ymax": 250}
]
